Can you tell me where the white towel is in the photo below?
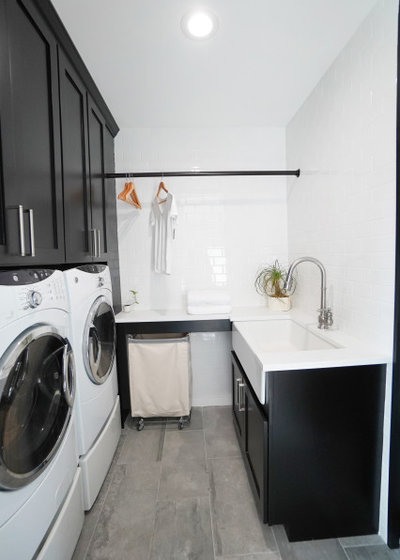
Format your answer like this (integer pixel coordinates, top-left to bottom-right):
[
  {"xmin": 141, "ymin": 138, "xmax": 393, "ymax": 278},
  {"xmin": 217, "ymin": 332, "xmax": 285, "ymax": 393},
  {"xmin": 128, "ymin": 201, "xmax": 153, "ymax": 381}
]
[
  {"xmin": 187, "ymin": 290, "xmax": 231, "ymax": 306},
  {"xmin": 187, "ymin": 304, "xmax": 231, "ymax": 315}
]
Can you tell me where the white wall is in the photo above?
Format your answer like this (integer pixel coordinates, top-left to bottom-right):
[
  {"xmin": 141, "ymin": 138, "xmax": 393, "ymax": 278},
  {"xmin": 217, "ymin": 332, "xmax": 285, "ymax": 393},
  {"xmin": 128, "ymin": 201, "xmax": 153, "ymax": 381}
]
[
  {"xmin": 115, "ymin": 126, "xmax": 288, "ymax": 309},
  {"xmin": 286, "ymin": 0, "xmax": 397, "ymax": 353},
  {"xmin": 115, "ymin": 126, "xmax": 288, "ymax": 405},
  {"xmin": 286, "ymin": 0, "xmax": 398, "ymax": 541}
]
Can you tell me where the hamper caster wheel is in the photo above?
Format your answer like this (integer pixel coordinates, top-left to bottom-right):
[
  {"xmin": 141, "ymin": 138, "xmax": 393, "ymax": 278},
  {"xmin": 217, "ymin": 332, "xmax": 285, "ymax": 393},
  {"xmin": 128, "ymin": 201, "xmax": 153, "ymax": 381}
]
[
  {"xmin": 136, "ymin": 418, "xmax": 144, "ymax": 431},
  {"xmin": 178, "ymin": 418, "xmax": 184, "ymax": 430}
]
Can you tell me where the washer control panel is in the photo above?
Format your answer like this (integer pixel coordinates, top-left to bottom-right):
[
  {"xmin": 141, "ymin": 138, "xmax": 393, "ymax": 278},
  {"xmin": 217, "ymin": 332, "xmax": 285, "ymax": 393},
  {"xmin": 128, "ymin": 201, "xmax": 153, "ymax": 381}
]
[
  {"xmin": 26, "ymin": 290, "xmax": 43, "ymax": 308},
  {"xmin": 15, "ymin": 274, "xmax": 67, "ymax": 311},
  {"xmin": 0, "ymin": 270, "xmax": 68, "ymax": 321}
]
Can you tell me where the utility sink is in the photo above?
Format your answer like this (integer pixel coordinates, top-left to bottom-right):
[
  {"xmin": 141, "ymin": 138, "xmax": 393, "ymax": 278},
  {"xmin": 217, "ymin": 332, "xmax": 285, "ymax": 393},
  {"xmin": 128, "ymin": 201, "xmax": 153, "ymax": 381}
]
[
  {"xmin": 239, "ymin": 319, "xmax": 337, "ymax": 353},
  {"xmin": 232, "ymin": 318, "xmax": 342, "ymax": 404}
]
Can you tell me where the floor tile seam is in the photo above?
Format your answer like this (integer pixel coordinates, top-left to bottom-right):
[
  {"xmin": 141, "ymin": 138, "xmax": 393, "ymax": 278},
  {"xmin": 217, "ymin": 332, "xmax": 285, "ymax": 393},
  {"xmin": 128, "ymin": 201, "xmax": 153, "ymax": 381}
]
[
  {"xmin": 146, "ymin": 463, "xmax": 163, "ymax": 560},
  {"xmin": 81, "ymin": 464, "xmax": 119, "ymax": 559},
  {"xmin": 204, "ymin": 429, "xmax": 217, "ymax": 560},
  {"xmin": 142, "ymin": 427, "xmax": 165, "ymax": 560},
  {"xmin": 201, "ymin": 411, "xmax": 217, "ymax": 559},
  {"xmin": 271, "ymin": 526, "xmax": 292, "ymax": 560},
  {"xmin": 207, "ymin": 453, "xmax": 242, "ymax": 460},
  {"xmin": 79, "ymin": 433, "xmax": 129, "ymax": 557},
  {"xmin": 215, "ymin": 553, "xmax": 281, "ymax": 558},
  {"xmin": 269, "ymin": 525, "xmax": 281, "ymax": 558},
  {"xmin": 341, "ymin": 542, "xmax": 387, "ymax": 548},
  {"xmin": 170, "ymin": 427, "xmax": 204, "ymax": 432},
  {"xmin": 341, "ymin": 543, "xmax": 352, "ymax": 560}
]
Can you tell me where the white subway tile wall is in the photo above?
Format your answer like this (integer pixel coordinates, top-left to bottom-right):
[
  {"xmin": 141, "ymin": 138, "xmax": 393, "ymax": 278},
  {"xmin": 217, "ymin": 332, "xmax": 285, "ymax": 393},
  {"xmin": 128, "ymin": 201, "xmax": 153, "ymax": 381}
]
[
  {"xmin": 115, "ymin": 126, "xmax": 288, "ymax": 310},
  {"xmin": 286, "ymin": 0, "xmax": 397, "ymax": 354},
  {"xmin": 286, "ymin": 2, "xmax": 397, "ymax": 541}
]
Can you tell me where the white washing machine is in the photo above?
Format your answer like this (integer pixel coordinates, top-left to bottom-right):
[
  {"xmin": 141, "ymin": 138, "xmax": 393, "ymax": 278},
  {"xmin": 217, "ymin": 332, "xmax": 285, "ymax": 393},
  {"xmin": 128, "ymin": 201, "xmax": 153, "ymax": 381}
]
[
  {"xmin": 64, "ymin": 264, "xmax": 121, "ymax": 510},
  {"xmin": 0, "ymin": 268, "xmax": 84, "ymax": 560}
]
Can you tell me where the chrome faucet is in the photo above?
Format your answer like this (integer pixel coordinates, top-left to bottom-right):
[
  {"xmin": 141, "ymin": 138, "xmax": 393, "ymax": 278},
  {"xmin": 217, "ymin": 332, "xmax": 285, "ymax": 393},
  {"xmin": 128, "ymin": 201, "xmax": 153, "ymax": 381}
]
[{"xmin": 283, "ymin": 256, "xmax": 333, "ymax": 329}]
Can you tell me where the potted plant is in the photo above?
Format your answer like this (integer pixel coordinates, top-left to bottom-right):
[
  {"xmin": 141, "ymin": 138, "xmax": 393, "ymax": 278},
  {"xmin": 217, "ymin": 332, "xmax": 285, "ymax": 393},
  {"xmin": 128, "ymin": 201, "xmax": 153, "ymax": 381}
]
[
  {"xmin": 123, "ymin": 289, "xmax": 139, "ymax": 312},
  {"xmin": 254, "ymin": 260, "xmax": 294, "ymax": 311}
]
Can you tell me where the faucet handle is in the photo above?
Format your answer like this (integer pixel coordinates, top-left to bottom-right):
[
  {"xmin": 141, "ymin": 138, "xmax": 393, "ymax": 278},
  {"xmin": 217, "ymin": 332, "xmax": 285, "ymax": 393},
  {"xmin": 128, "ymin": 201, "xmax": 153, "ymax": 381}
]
[{"xmin": 318, "ymin": 307, "xmax": 333, "ymax": 329}]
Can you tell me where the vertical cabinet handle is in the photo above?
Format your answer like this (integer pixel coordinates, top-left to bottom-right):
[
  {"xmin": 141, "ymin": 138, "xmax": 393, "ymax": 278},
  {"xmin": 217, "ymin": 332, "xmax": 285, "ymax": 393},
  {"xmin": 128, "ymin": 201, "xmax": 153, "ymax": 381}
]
[
  {"xmin": 238, "ymin": 381, "xmax": 246, "ymax": 412},
  {"xmin": 89, "ymin": 229, "xmax": 102, "ymax": 258},
  {"xmin": 17, "ymin": 205, "xmax": 26, "ymax": 256},
  {"xmin": 26, "ymin": 209, "xmax": 35, "ymax": 257},
  {"xmin": 235, "ymin": 377, "xmax": 242, "ymax": 408},
  {"xmin": 12, "ymin": 205, "xmax": 35, "ymax": 257},
  {"xmin": 96, "ymin": 229, "xmax": 101, "ymax": 257},
  {"xmin": 90, "ymin": 228, "xmax": 97, "ymax": 258}
]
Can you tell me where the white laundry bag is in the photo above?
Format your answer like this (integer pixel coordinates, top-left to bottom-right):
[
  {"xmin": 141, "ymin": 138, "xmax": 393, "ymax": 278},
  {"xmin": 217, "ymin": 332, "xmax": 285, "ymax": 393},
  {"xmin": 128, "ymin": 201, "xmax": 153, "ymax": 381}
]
[{"xmin": 128, "ymin": 333, "xmax": 191, "ymax": 418}]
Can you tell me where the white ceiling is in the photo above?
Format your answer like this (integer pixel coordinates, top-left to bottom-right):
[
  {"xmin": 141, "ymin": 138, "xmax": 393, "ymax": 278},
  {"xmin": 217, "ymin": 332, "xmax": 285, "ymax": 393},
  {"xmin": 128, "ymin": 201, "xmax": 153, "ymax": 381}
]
[{"xmin": 51, "ymin": 0, "xmax": 378, "ymax": 129}]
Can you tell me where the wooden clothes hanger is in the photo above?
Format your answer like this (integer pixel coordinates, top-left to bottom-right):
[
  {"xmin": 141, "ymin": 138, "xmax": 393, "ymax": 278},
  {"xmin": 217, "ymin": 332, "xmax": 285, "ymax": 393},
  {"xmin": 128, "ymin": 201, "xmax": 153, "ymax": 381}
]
[
  {"xmin": 117, "ymin": 180, "xmax": 130, "ymax": 200},
  {"xmin": 129, "ymin": 182, "xmax": 142, "ymax": 209},
  {"xmin": 117, "ymin": 180, "xmax": 141, "ymax": 209},
  {"xmin": 156, "ymin": 180, "xmax": 168, "ymax": 204}
]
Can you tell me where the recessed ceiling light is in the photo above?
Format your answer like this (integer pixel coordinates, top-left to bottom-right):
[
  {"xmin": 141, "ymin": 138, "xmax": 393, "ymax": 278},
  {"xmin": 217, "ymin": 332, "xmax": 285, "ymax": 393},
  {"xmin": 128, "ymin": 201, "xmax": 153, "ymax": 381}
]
[{"xmin": 181, "ymin": 9, "xmax": 218, "ymax": 40}]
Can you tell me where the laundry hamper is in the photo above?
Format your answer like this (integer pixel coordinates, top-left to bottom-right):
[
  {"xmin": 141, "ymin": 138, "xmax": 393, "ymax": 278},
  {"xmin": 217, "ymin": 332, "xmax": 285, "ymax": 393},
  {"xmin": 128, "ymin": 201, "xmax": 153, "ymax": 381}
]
[{"xmin": 127, "ymin": 333, "xmax": 191, "ymax": 430}]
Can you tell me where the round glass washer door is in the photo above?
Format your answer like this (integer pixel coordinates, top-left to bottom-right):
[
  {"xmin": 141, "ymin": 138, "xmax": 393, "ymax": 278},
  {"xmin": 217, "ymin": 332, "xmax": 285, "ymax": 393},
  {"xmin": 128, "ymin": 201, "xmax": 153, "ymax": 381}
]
[
  {"xmin": 83, "ymin": 296, "xmax": 116, "ymax": 385},
  {"xmin": 0, "ymin": 325, "xmax": 75, "ymax": 490}
]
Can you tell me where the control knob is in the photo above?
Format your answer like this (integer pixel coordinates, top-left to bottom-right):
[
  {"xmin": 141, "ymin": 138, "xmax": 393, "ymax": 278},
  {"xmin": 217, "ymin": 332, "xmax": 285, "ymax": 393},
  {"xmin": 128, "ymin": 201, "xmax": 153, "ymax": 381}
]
[{"xmin": 26, "ymin": 290, "xmax": 42, "ymax": 308}]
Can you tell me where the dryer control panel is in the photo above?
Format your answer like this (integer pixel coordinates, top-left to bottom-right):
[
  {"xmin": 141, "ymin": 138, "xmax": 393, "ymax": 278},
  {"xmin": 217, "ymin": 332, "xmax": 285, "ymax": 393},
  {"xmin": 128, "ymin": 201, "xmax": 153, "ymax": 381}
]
[{"xmin": 0, "ymin": 270, "xmax": 68, "ymax": 326}]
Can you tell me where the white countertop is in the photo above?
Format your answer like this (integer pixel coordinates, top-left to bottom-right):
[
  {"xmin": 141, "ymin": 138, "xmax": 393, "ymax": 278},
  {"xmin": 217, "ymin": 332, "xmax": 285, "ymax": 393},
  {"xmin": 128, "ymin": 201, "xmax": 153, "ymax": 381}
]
[
  {"xmin": 115, "ymin": 305, "xmax": 391, "ymax": 405},
  {"xmin": 115, "ymin": 306, "xmax": 290, "ymax": 323},
  {"xmin": 115, "ymin": 308, "xmax": 230, "ymax": 323},
  {"xmin": 231, "ymin": 310, "xmax": 391, "ymax": 404}
]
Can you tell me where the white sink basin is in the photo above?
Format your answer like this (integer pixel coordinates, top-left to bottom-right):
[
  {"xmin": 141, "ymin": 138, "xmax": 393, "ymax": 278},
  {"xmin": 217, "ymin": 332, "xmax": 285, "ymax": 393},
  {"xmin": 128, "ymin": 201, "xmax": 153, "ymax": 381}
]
[
  {"xmin": 232, "ymin": 318, "xmax": 341, "ymax": 404},
  {"xmin": 240, "ymin": 319, "xmax": 337, "ymax": 353}
]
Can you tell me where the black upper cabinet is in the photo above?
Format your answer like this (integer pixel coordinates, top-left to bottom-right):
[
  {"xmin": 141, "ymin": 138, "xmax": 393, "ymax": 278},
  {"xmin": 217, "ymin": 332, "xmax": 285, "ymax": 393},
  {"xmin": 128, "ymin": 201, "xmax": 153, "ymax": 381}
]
[
  {"xmin": 58, "ymin": 50, "xmax": 92, "ymax": 263},
  {"xmin": 0, "ymin": 0, "xmax": 119, "ymax": 269},
  {"xmin": 87, "ymin": 96, "xmax": 109, "ymax": 262},
  {"xmin": 103, "ymin": 125, "xmax": 121, "ymax": 309},
  {"xmin": 59, "ymin": 55, "xmax": 114, "ymax": 263},
  {"xmin": 0, "ymin": 0, "xmax": 65, "ymax": 265}
]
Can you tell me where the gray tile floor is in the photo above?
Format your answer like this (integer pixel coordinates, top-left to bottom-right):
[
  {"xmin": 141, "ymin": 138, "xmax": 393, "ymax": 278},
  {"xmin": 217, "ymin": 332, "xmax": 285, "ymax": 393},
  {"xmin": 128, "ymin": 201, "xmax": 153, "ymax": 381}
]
[{"xmin": 73, "ymin": 406, "xmax": 400, "ymax": 560}]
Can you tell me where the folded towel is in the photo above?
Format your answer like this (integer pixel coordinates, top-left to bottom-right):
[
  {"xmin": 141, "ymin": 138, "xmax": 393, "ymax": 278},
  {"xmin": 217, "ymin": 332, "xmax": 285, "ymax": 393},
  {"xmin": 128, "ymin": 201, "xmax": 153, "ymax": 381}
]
[
  {"xmin": 187, "ymin": 304, "xmax": 232, "ymax": 315},
  {"xmin": 187, "ymin": 290, "xmax": 231, "ymax": 306}
]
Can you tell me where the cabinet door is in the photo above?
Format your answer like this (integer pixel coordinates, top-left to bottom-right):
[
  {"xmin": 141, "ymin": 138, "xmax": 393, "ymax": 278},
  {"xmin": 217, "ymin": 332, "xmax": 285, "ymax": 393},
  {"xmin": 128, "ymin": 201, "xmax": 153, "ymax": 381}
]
[
  {"xmin": 0, "ymin": 0, "xmax": 64, "ymax": 265},
  {"xmin": 87, "ymin": 95, "xmax": 108, "ymax": 261},
  {"xmin": 104, "ymin": 126, "xmax": 121, "ymax": 310},
  {"xmin": 245, "ymin": 384, "xmax": 268, "ymax": 522},
  {"xmin": 232, "ymin": 352, "xmax": 245, "ymax": 448},
  {"xmin": 58, "ymin": 50, "xmax": 92, "ymax": 263}
]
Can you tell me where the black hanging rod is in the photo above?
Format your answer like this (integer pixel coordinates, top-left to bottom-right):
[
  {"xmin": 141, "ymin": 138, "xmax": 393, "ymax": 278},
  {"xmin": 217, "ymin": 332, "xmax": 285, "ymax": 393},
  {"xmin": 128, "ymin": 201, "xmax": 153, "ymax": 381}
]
[{"xmin": 105, "ymin": 169, "xmax": 300, "ymax": 179}]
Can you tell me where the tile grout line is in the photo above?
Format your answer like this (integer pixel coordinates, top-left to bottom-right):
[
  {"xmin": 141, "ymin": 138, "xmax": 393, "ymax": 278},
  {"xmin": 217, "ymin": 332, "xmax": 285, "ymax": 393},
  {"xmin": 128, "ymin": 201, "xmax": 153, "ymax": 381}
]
[
  {"xmin": 80, "ymin": 433, "xmax": 128, "ymax": 559},
  {"xmin": 341, "ymin": 541, "xmax": 352, "ymax": 560},
  {"xmin": 270, "ymin": 525, "xmax": 283, "ymax": 560},
  {"xmin": 202, "ymin": 407, "xmax": 218, "ymax": 560},
  {"xmin": 341, "ymin": 541, "xmax": 386, "ymax": 548},
  {"xmin": 147, "ymin": 426, "xmax": 165, "ymax": 560}
]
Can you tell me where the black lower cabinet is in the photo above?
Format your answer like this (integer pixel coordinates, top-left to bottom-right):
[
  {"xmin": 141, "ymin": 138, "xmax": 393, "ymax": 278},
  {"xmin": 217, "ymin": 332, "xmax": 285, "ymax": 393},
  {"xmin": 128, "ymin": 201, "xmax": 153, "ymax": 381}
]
[
  {"xmin": 231, "ymin": 351, "xmax": 386, "ymax": 542},
  {"xmin": 232, "ymin": 352, "xmax": 268, "ymax": 522}
]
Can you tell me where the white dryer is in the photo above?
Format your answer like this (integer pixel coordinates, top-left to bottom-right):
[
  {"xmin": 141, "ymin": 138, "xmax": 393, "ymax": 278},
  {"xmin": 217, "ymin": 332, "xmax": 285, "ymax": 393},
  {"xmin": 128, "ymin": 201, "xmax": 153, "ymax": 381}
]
[
  {"xmin": 0, "ymin": 268, "xmax": 84, "ymax": 560},
  {"xmin": 64, "ymin": 264, "xmax": 121, "ymax": 510}
]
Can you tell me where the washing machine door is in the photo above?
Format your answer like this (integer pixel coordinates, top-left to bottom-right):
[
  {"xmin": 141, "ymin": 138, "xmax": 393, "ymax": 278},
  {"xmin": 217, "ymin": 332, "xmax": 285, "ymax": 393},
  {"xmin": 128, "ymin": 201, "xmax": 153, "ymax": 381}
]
[
  {"xmin": 83, "ymin": 296, "xmax": 116, "ymax": 384},
  {"xmin": 0, "ymin": 325, "xmax": 75, "ymax": 490}
]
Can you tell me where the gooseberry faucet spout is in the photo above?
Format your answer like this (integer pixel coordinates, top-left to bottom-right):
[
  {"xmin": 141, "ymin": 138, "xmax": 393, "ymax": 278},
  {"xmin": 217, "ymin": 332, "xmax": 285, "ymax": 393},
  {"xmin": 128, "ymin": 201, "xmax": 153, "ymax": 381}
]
[{"xmin": 284, "ymin": 256, "xmax": 333, "ymax": 329}]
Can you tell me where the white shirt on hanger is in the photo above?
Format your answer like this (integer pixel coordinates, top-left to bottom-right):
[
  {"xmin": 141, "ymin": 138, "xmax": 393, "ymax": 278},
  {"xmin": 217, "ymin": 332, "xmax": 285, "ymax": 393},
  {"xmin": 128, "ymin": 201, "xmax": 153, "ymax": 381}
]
[{"xmin": 150, "ymin": 192, "xmax": 178, "ymax": 274}]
